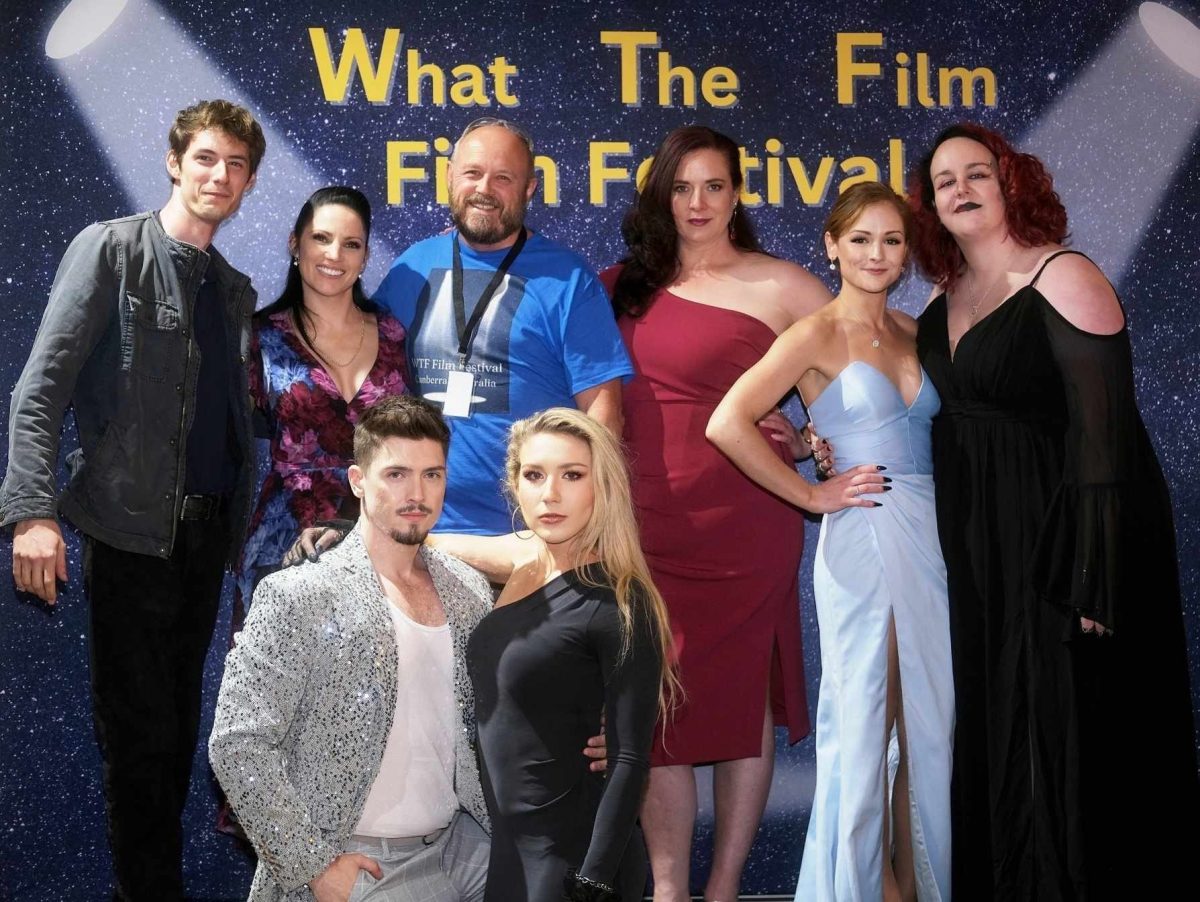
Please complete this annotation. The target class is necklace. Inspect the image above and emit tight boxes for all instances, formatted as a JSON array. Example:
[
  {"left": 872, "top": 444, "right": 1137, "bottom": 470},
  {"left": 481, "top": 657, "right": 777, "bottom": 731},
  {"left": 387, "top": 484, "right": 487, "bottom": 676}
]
[
  {"left": 312, "top": 309, "right": 367, "bottom": 368},
  {"left": 963, "top": 252, "right": 1015, "bottom": 321},
  {"left": 847, "top": 313, "right": 885, "bottom": 349}
]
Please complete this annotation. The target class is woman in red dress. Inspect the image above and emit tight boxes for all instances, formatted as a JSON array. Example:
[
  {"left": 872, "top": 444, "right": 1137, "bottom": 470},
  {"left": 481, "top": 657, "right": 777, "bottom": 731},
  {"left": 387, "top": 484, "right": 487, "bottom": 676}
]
[{"left": 602, "top": 126, "right": 831, "bottom": 901}]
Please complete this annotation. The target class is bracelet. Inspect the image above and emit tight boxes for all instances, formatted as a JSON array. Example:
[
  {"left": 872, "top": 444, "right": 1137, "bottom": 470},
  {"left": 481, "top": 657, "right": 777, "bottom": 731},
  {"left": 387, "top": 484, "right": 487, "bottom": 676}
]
[{"left": 563, "top": 868, "right": 621, "bottom": 902}]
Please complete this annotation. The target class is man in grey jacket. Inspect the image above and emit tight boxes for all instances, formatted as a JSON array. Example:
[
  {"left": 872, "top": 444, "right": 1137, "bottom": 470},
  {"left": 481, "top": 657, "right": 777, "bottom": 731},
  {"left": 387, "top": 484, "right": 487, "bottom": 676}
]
[
  {"left": 1, "top": 99, "right": 265, "bottom": 900},
  {"left": 211, "top": 396, "right": 493, "bottom": 902}
]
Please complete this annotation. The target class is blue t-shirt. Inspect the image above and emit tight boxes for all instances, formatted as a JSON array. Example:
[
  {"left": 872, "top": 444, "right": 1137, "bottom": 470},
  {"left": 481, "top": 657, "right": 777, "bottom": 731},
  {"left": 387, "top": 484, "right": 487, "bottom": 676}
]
[{"left": 375, "top": 230, "right": 633, "bottom": 534}]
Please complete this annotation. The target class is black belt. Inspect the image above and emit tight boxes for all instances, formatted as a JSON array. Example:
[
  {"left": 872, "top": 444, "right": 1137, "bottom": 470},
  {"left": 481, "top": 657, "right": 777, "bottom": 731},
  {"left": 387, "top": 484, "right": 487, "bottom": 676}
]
[{"left": 179, "top": 493, "right": 226, "bottom": 521}]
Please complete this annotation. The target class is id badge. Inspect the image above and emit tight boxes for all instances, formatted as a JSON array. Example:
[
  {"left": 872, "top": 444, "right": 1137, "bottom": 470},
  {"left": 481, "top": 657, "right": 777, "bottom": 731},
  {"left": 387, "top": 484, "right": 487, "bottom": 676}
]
[{"left": 443, "top": 369, "right": 476, "bottom": 418}]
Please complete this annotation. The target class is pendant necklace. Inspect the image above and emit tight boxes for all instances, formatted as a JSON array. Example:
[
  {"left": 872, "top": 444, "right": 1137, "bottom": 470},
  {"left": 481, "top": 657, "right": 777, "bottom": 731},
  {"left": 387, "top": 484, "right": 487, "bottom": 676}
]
[
  {"left": 313, "top": 309, "right": 367, "bottom": 368},
  {"left": 964, "top": 250, "right": 1016, "bottom": 321},
  {"left": 848, "top": 314, "right": 884, "bottom": 349}
]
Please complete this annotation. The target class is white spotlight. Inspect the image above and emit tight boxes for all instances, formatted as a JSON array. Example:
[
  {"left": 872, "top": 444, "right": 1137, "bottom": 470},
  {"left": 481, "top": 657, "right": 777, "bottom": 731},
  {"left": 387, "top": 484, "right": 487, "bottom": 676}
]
[
  {"left": 1140, "top": 2, "right": 1200, "bottom": 80},
  {"left": 46, "top": 0, "right": 130, "bottom": 60},
  {"left": 1023, "top": 2, "right": 1200, "bottom": 285},
  {"left": 43, "top": 0, "right": 397, "bottom": 300}
]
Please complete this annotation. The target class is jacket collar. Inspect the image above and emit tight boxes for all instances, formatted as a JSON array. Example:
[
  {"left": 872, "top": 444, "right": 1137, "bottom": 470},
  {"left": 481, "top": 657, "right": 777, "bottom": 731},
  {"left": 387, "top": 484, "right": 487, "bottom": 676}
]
[
  {"left": 149, "top": 210, "right": 248, "bottom": 295},
  {"left": 325, "top": 522, "right": 461, "bottom": 596}
]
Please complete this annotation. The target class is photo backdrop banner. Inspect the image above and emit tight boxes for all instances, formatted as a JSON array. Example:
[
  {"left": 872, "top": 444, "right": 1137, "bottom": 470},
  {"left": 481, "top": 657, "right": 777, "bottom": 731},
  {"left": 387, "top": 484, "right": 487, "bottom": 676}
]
[{"left": 2, "top": 1, "right": 1198, "bottom": 897}]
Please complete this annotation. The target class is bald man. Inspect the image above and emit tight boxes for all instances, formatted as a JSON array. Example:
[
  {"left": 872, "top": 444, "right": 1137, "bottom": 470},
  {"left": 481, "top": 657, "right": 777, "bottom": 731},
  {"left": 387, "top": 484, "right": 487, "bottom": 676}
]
[{"left": 374, "top": 119, "right": 632, "bottom": 536}]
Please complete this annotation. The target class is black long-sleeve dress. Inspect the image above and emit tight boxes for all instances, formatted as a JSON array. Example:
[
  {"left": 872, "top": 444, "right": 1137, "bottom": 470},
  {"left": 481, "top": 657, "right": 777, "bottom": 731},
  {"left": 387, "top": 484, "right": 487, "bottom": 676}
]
[
  {"left": 467, "top": 566, "right": 661, "bottom": 902},
  {"left": 917, "top": 250, "right": 1199, "bottom": 900}
]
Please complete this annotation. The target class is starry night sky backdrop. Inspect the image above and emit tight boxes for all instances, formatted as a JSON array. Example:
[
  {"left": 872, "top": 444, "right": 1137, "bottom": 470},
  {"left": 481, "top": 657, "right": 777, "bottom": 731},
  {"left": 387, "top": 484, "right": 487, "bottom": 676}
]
[{"left": 1, "top": 0, "right": 1197, "bottom": 898}]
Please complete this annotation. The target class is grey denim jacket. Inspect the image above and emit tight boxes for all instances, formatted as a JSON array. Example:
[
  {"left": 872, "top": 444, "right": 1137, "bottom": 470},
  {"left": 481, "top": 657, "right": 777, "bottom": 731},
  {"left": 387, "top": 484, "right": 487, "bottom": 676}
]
[
  {"left": 209, "top": 526, "right": 492, "bottom": 900},
  {"left": 0, "top": 211, "right": 256, "bottom": 559}
]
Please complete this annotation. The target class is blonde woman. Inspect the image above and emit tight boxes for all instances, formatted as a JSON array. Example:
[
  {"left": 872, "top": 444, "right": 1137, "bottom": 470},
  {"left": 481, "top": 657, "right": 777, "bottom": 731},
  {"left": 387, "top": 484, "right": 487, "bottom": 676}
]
[{"left": 432, "top": 408, "right": 677, "bottom": 902}]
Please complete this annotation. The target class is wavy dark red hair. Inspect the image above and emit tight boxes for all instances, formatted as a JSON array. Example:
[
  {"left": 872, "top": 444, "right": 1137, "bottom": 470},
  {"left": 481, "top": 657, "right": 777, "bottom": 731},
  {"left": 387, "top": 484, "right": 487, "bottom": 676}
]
[{"left": 907, "top": 123, "right": 1068, "bottom": 290}]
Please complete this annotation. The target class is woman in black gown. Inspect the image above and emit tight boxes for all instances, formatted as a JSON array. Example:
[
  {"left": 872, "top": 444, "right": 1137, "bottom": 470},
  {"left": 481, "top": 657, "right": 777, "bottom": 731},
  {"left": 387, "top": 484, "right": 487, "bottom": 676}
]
[
  {"left": 432, "top": 407, "right": 677, "bottom": 902},
  {"left": 902, "top": 122, "right": 1198, "bottom": 899}
]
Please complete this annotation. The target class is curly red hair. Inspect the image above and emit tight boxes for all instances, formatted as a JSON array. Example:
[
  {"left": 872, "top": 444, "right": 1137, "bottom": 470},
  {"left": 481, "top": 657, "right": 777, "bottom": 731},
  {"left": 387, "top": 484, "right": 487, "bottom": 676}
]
[{"left": 907, "top": 123, "right": 1068, "bottom": 291}]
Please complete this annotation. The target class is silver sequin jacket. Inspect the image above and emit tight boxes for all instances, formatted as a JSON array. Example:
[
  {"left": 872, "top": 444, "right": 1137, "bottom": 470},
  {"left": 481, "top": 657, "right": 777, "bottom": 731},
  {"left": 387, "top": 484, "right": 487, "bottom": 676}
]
[{"left": 209, "top": 525, "right": 492, "bottom": 900}]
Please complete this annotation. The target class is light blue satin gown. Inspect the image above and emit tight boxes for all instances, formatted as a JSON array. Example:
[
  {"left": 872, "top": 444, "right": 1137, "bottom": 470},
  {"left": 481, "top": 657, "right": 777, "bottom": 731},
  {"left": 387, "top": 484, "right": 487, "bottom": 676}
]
[{"left": 795, "top": 361, "right": 954, "bottom": 901}]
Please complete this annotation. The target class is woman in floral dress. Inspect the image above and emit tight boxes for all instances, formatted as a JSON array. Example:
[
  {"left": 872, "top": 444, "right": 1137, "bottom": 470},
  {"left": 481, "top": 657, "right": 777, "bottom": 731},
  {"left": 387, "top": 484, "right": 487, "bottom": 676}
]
[{"left": 234, "top": 186, "right": 409, "bottom": 628}]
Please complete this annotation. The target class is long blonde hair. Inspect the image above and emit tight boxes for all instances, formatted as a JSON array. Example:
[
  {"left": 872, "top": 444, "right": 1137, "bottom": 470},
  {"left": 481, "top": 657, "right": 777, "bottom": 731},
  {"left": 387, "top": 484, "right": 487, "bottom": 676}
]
[{"left": 505, "top": 408, "right": 681, "bottom": 717}]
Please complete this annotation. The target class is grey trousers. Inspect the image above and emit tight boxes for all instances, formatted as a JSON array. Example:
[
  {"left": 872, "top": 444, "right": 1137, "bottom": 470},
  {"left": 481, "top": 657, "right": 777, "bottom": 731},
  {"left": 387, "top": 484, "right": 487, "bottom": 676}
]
[{"left": 346, "top": 811, "right": 489, "bottom": 902}]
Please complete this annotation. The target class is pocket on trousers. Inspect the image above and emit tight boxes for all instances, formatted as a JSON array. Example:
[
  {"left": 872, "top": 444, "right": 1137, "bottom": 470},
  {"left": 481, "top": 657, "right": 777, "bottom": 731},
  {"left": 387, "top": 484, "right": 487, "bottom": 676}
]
[
  {"left": 442, "top": 813, "right": 490, "bottom": 901},
  {"left": 346, "top": 865, "right": 373, "bottom": 902}
]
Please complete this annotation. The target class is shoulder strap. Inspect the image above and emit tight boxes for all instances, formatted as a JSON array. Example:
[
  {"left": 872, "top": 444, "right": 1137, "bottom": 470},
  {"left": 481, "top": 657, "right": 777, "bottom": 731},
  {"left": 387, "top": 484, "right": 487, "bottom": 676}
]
[{"left": 1030, "top": 249, "right": 1093, "bottom": 288}]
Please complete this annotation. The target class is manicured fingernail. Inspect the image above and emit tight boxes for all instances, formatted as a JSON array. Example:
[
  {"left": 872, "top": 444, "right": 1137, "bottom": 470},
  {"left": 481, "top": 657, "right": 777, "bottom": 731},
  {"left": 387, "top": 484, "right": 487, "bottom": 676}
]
[
  {"left": 882, "top": 477, "right": 893, "bottom": 483},
  {"left": 872, "top": 501, "right": 884, "bottom": 507},
  {"left": 883, "top": 486, "right": 893, "bottom": 491},
  {"left": 876, "top": 465, "right": 887, "bottom": 471}
]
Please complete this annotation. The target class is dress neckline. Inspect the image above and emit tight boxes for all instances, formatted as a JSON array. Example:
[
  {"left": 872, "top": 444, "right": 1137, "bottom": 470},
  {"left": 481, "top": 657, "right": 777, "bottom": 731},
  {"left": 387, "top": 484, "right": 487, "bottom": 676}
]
[
  {"left": 660, "top": 288, "right": 782, "bottom": 338},
  {"left": 944, "top": 285, "right": 1030, "bottom": 363},
  {"left": 806, "top": 359, "right": 927, "bottom": 412},
  {"left": 272, "top": 308, "right": 383, "bottom": 404},
  {"left": 942, "top": 249, "right": 1100, "bottom": 363},
  {"left": 490, "top": 565, "right": 607, "bottom": 614}
]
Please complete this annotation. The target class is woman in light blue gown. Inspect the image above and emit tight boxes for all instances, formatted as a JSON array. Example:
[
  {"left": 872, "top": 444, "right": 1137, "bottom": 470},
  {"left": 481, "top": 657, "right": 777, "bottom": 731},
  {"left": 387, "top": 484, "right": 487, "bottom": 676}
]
[{"left": 708, "top": 182, "right": 954, "bottom": 901}]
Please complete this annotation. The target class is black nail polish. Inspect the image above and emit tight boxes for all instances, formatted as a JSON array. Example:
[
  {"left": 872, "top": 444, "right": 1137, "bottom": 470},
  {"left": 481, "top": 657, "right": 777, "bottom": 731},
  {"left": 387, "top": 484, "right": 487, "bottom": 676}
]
[
  {"left": 876, "top": 465, "right": 888, "bottom": 471},
  {"left": 882, "top": 485, "right": 893, "bottom": 491},
  {"left": 873, "top": 501, "right": 884, "bottom": 507},
  {"left": 882, "top": 476, "right": 893, "bottom": 484}
]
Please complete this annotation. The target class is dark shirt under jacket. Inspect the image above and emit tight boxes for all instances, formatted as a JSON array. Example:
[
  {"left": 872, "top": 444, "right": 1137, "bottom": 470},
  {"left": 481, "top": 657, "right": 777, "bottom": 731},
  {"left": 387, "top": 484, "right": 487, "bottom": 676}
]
[{"left": 185, "top": 273, "right": 239, "bottom": 495}]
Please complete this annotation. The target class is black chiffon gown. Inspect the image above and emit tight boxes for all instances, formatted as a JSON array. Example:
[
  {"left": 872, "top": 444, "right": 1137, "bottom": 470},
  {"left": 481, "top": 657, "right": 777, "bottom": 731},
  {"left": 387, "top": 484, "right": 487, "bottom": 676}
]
[
  {"left": 917, "top": 251, "right": 1199, "bottom": 900},
  {"left": 467, "top": 566, "right": 660, "bottom": 902}
]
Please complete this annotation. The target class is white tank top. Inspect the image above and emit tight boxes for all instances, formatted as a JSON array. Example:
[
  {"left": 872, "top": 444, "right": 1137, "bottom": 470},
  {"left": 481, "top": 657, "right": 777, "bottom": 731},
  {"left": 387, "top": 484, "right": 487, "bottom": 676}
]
[{"left": 354, "top": 602, "right": 457, "bottom": 837}]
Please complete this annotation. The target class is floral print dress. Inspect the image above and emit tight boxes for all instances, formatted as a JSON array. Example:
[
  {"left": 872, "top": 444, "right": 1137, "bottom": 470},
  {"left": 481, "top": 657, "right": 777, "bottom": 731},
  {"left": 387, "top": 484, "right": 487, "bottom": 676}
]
[{"left": 234, "top": 307, "right": 409, "bottom": 624}]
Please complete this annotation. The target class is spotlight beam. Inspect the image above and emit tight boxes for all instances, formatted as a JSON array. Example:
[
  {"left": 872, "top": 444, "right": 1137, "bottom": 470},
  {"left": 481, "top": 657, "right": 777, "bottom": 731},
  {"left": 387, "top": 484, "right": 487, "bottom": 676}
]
[
  {"left": 1022, "top": 2, "right": 1200, "bottom": 288},
  {"left": 46, "top": 0, "right": 397, "bottom": 299}
]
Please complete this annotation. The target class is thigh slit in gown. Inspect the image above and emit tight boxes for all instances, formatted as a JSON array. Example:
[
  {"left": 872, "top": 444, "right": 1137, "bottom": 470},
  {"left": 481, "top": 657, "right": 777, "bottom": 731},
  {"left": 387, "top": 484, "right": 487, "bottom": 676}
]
[{"left": 796, "top": 361, "right": 954, "bottom": 902}]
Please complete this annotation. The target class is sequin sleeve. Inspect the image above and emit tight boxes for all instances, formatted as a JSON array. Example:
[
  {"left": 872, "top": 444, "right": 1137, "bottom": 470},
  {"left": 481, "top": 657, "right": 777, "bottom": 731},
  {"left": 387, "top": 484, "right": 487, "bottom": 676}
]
[{"left": 209, "top": 576, "right": 340, "bottom": 892}]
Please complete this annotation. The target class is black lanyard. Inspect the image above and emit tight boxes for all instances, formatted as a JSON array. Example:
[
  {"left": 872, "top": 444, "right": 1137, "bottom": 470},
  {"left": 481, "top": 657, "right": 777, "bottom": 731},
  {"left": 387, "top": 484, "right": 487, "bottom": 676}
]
[{"left": 451, "top": 229, "right": 527, "bottom": 366}]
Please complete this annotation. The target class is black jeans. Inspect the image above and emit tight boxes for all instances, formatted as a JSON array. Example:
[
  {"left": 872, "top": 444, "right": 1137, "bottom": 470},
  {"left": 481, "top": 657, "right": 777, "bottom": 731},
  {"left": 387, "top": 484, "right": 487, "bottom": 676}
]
[{"left": 85, "top": 518, "right": 229, "bottom": 901}]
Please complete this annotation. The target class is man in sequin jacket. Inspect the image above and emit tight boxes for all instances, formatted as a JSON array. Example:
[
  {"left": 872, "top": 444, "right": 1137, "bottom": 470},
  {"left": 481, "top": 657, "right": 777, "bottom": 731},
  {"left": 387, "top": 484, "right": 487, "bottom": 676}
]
[{"left": 210, "top": 397, "right": 492, "bottom": 902}]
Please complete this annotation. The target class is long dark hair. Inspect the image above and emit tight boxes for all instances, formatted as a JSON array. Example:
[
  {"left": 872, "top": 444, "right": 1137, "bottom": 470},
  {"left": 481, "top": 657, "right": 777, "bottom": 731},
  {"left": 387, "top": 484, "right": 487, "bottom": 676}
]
[
  {"left": 258, "top": 186, "right": 375, "bottom": 362},
  {"left": 610, "top": 126, "right": 761, "bottom": 318}
]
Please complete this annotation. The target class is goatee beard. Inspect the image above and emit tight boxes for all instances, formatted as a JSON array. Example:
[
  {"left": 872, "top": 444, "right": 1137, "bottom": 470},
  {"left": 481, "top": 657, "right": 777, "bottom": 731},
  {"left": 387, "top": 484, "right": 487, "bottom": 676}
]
[
  {"left": 388, "top": 524, "right": 430, "bottom": 546},
  {"left": 451, "top": 193, "right": 526, "bottom": 246}
]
